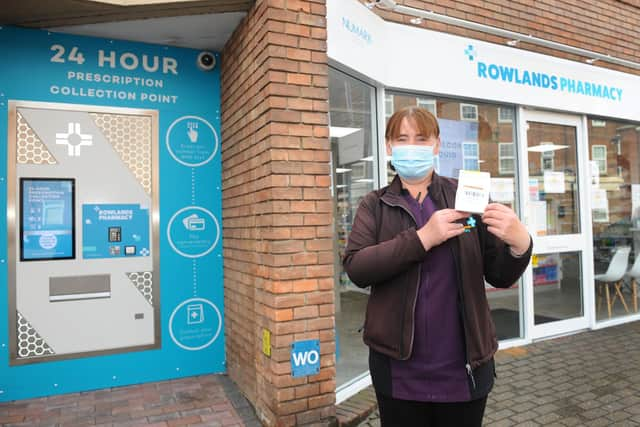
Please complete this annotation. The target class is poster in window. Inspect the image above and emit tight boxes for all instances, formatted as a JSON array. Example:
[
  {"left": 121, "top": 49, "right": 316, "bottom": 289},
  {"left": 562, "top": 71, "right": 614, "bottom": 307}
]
[
  {"left": 490, "top": 178, "right": 514, "bottom": 202},
  {"left": 20, "top": 178, "right": 75, "bottom": 261},
  {"left": 543, "top": 171, "right": 565, "bottom": 194},
  {"left": 591, "top": 188, "right": 610, "bottom": 223},
  {"left": 529, "top": 200, "right": 548, "bottom": 236},
  {"left": 437, "top": 119, "right": 478, "bottom": 179}
]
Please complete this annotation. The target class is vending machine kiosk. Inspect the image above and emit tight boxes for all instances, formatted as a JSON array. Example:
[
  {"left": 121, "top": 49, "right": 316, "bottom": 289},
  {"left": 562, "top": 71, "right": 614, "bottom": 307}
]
[{"left": 9, "top": 102, "right": 159, "bottom": 363}]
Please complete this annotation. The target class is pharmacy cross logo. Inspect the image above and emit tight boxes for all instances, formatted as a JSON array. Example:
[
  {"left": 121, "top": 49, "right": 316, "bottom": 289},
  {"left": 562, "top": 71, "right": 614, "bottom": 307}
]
[
  {"left": 55, "top": 122, "right": 93, "bottom": 156},
  {"left": 465, "top": 44, "right": 477, "bottom": 61},
  {"left": 464, "top": 216, "right": 477, "bottom": 233}
]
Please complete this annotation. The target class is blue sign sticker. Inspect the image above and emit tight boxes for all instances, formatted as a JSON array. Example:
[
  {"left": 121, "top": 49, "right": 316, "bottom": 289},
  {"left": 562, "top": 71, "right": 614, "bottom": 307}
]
[
  {"left": 21, "top": 179, "right": 75, "bottom": 261},
  {"left": 167, "top": 206, "right": 220, "bottom": 258},
  {"left": 291, "top": 339, "right": 320, "bottom": 377},
  {"left": 82, "top": 204, "right": 150, "bottom": 258},
  {"left": 166, "top": 116, "right": 219, "bottom": 167}
]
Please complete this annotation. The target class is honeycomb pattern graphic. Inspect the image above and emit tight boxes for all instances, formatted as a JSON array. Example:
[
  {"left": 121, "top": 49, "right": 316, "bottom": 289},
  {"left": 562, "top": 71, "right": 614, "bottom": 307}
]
[
  {"left": 16, "top": 112, "right": 58, "bottom": 165},
  {"left": 127, "top": 271, "right": 154, "bottom": 306},
  {"left": 17, "top": 311, "right": 55, "bottom": 359},
  {"left": 90, "top": 113, "right": 152, "bottom": 195}
]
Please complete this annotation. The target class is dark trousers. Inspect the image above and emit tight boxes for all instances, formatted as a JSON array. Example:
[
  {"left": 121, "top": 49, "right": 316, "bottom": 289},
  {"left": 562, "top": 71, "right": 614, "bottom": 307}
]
[{"left": 376, "top": 392, "right": 488, "bottom": 427}]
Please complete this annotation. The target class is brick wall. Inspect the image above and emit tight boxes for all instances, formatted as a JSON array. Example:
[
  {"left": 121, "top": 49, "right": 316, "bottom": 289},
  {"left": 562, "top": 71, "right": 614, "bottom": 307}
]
[
  {"left": 362, "top": 0, "right": 640, "bottom": 75},
  {"left": 221, "top": 0, "right": 335, "bottom": 426}
]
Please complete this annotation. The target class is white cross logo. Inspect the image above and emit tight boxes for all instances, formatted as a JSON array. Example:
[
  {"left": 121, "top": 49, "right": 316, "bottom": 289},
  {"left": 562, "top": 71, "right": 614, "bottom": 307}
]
[{"left": 56, "top": 122, "right": 93, "bottom": 156}]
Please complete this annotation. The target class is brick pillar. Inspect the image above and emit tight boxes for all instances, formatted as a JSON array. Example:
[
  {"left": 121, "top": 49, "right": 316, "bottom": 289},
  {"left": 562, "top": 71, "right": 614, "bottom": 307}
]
[{"left": 221, "top": 1, "right": 335, "bottom": 425}]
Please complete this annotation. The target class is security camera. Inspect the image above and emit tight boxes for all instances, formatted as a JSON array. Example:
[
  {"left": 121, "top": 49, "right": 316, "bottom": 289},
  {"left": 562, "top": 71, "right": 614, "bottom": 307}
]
[
  {"left": 197, "top": 51, "right": 216, "bottom": 71},
  {"left": 375, "top": 0, "right": 397, "bottom": 9}
]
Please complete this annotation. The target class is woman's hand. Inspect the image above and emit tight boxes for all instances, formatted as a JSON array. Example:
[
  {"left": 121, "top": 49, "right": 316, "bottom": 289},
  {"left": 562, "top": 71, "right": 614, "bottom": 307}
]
[
  {"left": 482, "top": 203, "right": 530, "bottom": 255},
  {"left": 417, "top": 209, "right": 469, "bottom": 251}
]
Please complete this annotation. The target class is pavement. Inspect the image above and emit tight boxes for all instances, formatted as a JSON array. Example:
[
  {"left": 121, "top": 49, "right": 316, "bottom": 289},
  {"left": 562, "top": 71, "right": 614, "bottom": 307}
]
[
  {"left": 0, "top": 374, "right": 261, "bottom": 427},
  {"left": 356, "top": 320, "right": 640, "bottom": 427},
  {"left": 2, "top": 320, "right": 640, "bottom": 426}
]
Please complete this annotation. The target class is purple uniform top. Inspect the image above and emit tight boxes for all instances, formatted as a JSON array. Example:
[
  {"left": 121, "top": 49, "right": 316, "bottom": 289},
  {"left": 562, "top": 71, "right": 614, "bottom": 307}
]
[{"left": 388, "top": 192, "right": 471, "bottom": 402}]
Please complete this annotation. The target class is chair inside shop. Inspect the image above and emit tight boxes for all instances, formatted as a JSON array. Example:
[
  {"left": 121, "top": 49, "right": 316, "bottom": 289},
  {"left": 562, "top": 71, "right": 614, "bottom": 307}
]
[
  {"left": 595, "top": 246, "right": 631, "bottom": 318},
  {"left": 624, "top": 253, "right": 640, "bottom": 313}
]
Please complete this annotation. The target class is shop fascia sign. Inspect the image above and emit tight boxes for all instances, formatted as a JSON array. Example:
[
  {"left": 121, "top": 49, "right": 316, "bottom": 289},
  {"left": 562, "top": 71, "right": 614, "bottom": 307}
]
[
  {"left": 328, "top": 0, "right": 640, "bottom": 121},
  {"left": 470, "top": 46, "right": 623, "bottom": 102}
]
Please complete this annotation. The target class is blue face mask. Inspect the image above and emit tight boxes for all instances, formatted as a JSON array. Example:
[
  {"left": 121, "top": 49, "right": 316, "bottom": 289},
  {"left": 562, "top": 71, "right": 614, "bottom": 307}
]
[{"left": 390, "top": 144, "right": 436, "bottom": 181}]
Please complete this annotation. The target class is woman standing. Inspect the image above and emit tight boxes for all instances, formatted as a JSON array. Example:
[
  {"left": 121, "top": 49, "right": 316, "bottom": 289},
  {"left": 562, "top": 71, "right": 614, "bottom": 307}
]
[{"left": 343, "top": 107, "right": 532, "bottom": 426}]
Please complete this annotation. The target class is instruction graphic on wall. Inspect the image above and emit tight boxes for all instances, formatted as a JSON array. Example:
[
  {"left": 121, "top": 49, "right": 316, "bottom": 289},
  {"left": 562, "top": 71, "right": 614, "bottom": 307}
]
[
  {"left": 167, "top": 206, "right": 220, "bottom": 258},
  {"left": 166, "top": 116, "right": 219, "bottom": 167},
  {"left": 169, "top": 297, "right": 222, "bottom": 351},
  {"left": 0, "top": 25, "right": 223, "bottom": 403}
]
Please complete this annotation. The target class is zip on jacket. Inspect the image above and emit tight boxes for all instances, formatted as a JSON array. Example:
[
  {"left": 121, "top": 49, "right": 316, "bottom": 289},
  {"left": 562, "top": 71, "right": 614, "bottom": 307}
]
[{"left": 379, "top": 196, "right": 421, "bottom": 361}]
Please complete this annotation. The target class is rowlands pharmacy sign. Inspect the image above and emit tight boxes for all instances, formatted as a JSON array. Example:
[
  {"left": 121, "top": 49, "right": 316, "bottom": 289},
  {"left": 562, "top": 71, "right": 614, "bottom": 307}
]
[{"left": 469, "top": 44, "right": 624, "bottom": 102}]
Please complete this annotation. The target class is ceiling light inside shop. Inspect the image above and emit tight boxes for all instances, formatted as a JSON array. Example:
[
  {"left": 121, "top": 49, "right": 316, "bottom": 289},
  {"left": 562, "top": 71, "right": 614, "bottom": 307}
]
[
  {"left": 360, "top": 156, "right": 374, "bottom": 162},
  {"left": 336, "top": 168, "right": 352, "bottom": 173},
  {"left": 330, "top": 127, "right": 361, "bottom": 138},
  {"left": 86, "top": 0, "right": 200, "bottom": 5},
  {"left": 527, "top": 142, "right": 569, "bottom": 153},
  {"left": 355, "top": 179, "right": 374, "bottom": 183}
]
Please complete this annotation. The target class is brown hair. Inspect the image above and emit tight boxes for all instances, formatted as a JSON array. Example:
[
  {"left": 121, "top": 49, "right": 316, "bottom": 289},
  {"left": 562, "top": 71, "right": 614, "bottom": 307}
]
[{"left": 385, "top": 106, "right": 440, "bottom": 141}]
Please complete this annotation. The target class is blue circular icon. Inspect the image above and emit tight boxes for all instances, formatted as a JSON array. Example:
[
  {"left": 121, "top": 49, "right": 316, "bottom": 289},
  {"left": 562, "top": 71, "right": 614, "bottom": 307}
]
[
  {"left": 166, "top": 116, "right": 219, "bottom": 167},
  {"left": 167, "top": 206, "right": 220, "bottom": 258},
  {"left": 169, "top": 298, "right": 222, "bottom": 351}
]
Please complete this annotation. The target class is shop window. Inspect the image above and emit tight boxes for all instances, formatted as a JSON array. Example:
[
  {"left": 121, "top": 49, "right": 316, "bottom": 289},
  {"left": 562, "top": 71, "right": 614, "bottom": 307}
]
[
  {"left": 417, "top": 97, "right": 436, "bottom": 116},
  {"left": 329, "top": 68, "right": 378, "bottom": 389},
  {"left": 527, "top": 123, "right": 579, "bottom": 236},
  {"left": 460, "top": 103, "right": 478, "bottom": 121},
  {"left": 386, "top": 93, "right": 522, "bottom": 341},
  {"left": 588, "top": 117, "right": 640, "bottom": 322},
  {"left": 499, "top": 143, "right": 515, "bottom": 174},
  {"left": 591, "top": 145, "right": 607, "bottom": 175}
]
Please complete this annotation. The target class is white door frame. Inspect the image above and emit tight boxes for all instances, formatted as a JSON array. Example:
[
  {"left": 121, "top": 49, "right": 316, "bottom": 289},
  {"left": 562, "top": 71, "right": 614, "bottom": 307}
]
[{"left": 517, "top": 108, "right": 593, "bottom": 340}]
